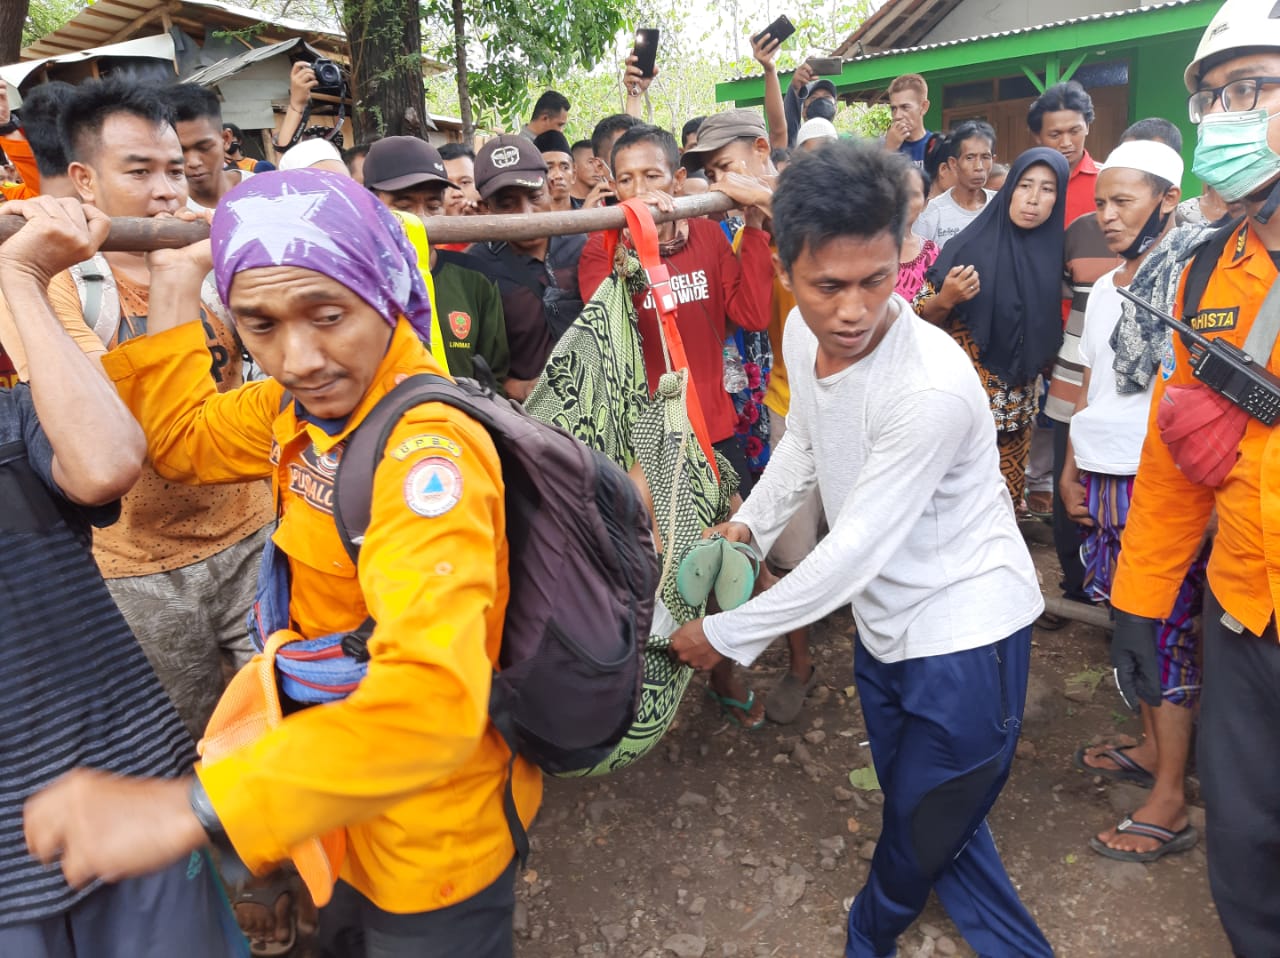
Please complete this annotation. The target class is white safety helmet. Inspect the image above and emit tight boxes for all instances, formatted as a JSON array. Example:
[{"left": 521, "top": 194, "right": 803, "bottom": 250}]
[{"left": 1185, "top": 0, "right": 1280, "bottom": 92}]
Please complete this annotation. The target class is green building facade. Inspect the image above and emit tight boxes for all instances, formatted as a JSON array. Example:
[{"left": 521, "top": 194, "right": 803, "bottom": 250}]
[{"left": 716, "top": 0, "right": 1220, "bottom": 193}]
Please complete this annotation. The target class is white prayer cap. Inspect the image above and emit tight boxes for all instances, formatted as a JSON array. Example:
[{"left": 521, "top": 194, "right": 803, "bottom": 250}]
[
  {"left": 278, "top": 137, "right": 346, "bottom": 172},
  {"left": 796, "top": 118, "right": 838, "bottom": 150},
  {"left": 1100, "top": 140, "right": 1184, "bottom": 188}
]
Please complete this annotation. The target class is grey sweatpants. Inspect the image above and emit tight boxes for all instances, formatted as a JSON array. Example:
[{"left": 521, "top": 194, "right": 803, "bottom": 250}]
[
  {"left": 107, "top": 524, "right": 270, "bottom": 738},
  {"left": 0, "top": 851, "right": 247, "bottom": 958}
]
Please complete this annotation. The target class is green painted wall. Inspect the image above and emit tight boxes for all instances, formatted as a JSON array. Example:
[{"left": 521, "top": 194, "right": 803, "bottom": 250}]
[{"left": 1129, "top": 34, "right": 1202, "bottom": 194}]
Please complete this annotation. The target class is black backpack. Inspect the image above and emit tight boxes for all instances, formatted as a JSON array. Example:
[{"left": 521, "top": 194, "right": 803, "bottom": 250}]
[{"left": 332, "top": 372, "right": 657, "bottom": 860}]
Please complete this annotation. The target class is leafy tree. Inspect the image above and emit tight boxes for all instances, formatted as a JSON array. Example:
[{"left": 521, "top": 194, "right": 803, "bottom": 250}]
[
  {"left": 419, "top": 0, "right": 628, "bottom": 136},
  {"left": 340, "top": 0, "right": 429, "bottom": 139}
]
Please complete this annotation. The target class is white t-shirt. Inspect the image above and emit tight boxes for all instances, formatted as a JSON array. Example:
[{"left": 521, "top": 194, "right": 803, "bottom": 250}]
[
  {"left": 913, "top": 188, "right": 996, "bottom": 250},
  {"left": 701, "top": 295, "right": 1043, "bottom": 665},
  {"left": 186, "top": 169, "right": 253, "bottom": 214},
  {"left": 1071, "top": 268, "right": 1153, "bottom": 475}
]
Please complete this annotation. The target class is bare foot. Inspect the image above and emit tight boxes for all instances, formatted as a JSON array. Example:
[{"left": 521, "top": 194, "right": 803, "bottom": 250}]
[{"left": 1096, "top": 794, "right": 1189, "bottom": 854}]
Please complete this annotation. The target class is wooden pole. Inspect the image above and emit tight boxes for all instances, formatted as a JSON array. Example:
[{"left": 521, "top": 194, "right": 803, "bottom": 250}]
[
  {"left": 0, "top": 193, "right": 739, "bottom": 251},
  {"left": 1041, "top": 594, "right": 1114, "bottom": 631}
]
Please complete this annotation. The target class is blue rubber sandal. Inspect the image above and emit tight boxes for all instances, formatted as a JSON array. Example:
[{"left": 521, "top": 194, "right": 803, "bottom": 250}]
[{"left": 1089, "top": 817, "right": 1199, "bottom": 863}]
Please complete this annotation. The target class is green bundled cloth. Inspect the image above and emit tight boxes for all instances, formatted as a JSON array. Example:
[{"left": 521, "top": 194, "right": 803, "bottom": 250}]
[{"left": 525, "top": 249, "right": 736, "bottom": 775}]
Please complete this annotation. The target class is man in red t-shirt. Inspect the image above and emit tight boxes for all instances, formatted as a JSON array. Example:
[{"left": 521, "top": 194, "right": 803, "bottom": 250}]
[
  {"left": 578, "top": 122, "right": 773, "bottom": 489},
  {"left": 578, "top": 120, "right": 773, "bottom": 728}
]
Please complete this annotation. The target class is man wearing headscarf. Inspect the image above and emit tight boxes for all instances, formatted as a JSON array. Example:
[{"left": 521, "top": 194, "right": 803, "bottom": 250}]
[
  {"left": 22, "top": 170, "right": 542, "bottom": 957},
  {"left": 916, "top": 146, "right": 1070, "bottom": 507}
]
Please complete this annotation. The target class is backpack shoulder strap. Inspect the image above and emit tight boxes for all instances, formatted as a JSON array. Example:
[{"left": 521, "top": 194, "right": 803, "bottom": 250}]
[
  {"left": 70, "top": 254, "right": 121, "bottom": 347},
  {"left": 1182, "top": 216, "right": 1246, "bottom": 321},
  {"left": 332, "top": 373, "right": 486, "bottom": 562}
]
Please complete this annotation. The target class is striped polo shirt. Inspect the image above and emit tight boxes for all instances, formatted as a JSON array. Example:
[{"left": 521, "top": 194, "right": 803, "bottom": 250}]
[{"left": 1046, "top": 211, "right": 1121, "bottom": 423}]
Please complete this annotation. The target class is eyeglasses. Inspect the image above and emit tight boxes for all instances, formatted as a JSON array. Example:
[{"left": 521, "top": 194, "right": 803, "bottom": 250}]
[{"left": 1189, "top": 77, "right": 1280, "bottom": 123}]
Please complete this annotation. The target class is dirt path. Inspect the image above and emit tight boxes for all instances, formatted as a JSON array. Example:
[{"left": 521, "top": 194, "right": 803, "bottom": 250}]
[{"left": 514, "top": 535, "right": 1229, "bottom": 958}]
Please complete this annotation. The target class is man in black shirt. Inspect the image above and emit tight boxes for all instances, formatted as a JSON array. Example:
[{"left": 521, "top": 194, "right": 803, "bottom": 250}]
[{"left": 466, "top": 134, "right": 585, "bottom": 400}]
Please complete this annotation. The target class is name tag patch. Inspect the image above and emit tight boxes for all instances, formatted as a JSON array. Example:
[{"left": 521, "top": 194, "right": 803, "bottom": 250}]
[
  {"left": 391, "top": 434, "right": 462, "bottom": 460},
  {"left": 404, "top": 457, "right": 463, "bottom": 517},
  {"left": 1191, "top": 307, "right": 1239, "bottom": 333}
]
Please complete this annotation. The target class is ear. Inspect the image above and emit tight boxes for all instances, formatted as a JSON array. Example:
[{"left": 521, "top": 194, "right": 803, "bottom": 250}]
[
  {"left": 772, "top": 250, "right": 792, "bottom": 290},
  {"left": 222, "top": 128, "right": 235, "bottom": 152},
  {"left": 1160, "top": 186, "right": 1182, "bottom": 216},
  {"left": 673, "top": 165, "right": 687, "bottom": 191},
  {"left": 920, "top": 97, "right": 930, "bottom": 114},
  {"left": 67, "top": 161, "right": 96, "bottom": 204}
]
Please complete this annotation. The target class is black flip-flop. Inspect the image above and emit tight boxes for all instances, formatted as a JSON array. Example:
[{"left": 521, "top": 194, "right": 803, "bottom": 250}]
[
  {"left": 1073, "top": 743, "right": 1155, "bottom": 788},
  {"left": 1089, "top": 816, "right": 1199, "bottom": 863}
]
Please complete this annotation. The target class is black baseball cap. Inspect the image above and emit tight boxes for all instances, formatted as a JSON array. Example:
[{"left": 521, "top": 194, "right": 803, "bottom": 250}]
[
  {"left": 807, "top": 79, "right": 837, "bottom": 99},
  {"left": 474, "top": 135, "right": 548, "bottom": 200},
  {"left": 363, "top": 136, "right": 456, "bottom": 191}
]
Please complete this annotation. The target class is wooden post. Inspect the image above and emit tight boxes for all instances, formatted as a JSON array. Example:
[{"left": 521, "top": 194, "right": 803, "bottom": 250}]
[{"left": 0, "top": 193, "right": 739, "bottom": 250}]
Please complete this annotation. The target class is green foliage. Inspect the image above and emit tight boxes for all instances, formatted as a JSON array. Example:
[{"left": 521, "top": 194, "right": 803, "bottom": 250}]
[
  {"left": 419, "top": 0, "right": 628, "bottom": 129},
  {"left": 24, "top": 0, "right": 85, "bottom": 48},
  {"left": 425, "top": 0, "right": 883, "bottom": 140}
]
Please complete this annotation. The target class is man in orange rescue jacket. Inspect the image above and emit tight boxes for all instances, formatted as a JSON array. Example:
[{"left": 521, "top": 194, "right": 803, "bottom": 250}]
[{"left": 23, "top": 169, "right": 541, "bottom": 957}]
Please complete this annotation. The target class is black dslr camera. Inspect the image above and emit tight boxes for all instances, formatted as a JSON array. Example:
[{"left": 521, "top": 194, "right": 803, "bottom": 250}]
[
  {"left": 1118, "top": 287, "right": 1280, "bottom": 426},
  {"left": 311, "top": 58, "right": 345, "bottom": 94}
]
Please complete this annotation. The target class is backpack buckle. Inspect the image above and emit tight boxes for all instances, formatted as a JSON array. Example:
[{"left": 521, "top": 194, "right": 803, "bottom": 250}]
[{"left": 341, "top": 630, "right": 371, "bottom": 662}]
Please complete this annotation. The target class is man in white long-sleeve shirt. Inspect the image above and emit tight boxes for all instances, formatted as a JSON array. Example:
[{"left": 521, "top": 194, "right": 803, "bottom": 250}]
[{"left": 671, "top": 142, "right": 1052, "bottom": 958}]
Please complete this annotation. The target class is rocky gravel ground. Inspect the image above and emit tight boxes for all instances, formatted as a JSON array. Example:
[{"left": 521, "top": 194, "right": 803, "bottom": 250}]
[{"left": 514, "top": 533, "right": 1229, "bottom": 958}]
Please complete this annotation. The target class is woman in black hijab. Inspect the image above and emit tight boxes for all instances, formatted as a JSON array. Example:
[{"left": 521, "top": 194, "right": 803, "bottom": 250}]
[{"left": 914, "top": 146, "right": 1069, "bottom": 510}]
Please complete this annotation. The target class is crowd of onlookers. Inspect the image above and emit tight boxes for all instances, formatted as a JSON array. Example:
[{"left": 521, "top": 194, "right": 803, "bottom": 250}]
[{"left": 2, "top": 1, "right": 1280, "bottom": 953}]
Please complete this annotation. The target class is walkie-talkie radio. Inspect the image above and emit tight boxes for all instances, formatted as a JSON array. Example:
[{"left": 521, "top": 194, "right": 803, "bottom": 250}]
[{"left": 1118, "top": 287, "right": 1280, "bottom": 426}]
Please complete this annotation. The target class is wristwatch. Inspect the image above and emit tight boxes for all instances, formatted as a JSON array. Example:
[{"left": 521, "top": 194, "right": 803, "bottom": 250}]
[
  {"left": 0, "top": 114, "right": 20, "bottom": 136},
  {"left": 188, "top": 776, "right": 226, "bottom": 838}
]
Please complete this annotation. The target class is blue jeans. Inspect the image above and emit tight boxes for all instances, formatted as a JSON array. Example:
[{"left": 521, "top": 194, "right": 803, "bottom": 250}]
[{"left": 846, "top": 628, "right": 1052, "bottom": 958}]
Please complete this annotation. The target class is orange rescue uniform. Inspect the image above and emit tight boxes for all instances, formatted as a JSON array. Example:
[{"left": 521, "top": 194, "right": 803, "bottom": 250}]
[
  {"left": 1112, "top": 221, "right": 1280, "bottom": 635},
  {"left": 2, "top": 134, "right": 40, "bottom": 200},
  {"left": 102, "top": 318, "right": 542, "bottom": 913}
]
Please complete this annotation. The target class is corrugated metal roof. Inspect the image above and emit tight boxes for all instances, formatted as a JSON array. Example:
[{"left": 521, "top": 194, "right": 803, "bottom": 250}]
[
  {"left": 834, "top": 0, "right": 1201, "bottom": 61},
  {"left": 833, "top": 0, "right": 961, "bottom": 55},
  {"left": 726, "top": 0, "right": 1204, "bottom": 82},
  {"left": 19, "top": 0, "right": 448, "bottom": 74},
  {"left": 183, "top": 35, "right": 309, "bottom": 86}
]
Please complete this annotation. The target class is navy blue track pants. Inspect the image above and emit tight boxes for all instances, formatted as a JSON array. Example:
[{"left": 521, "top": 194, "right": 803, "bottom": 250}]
[{"left": 846, "top": 627, "right": 1052, "bottom": 958}]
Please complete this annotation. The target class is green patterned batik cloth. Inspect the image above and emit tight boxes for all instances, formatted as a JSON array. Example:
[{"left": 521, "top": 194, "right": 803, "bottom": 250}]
[{"left": 525, "top": 248, "right": 736, "bottom": 776}]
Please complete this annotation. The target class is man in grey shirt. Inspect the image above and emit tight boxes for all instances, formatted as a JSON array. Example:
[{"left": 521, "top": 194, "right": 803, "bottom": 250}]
[{"left": 672, "top": 142, "right": 1051, "bottom": 958}]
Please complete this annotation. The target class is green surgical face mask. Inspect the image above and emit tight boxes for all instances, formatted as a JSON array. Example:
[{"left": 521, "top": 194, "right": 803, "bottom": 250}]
[{"left": 1192, "top": 108, "right": 1280, "bottom": 202}]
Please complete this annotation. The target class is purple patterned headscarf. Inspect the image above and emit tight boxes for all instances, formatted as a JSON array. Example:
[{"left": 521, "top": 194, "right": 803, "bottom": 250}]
[{"left": 210, "top": 169, "right": 433, "bottom": 342}]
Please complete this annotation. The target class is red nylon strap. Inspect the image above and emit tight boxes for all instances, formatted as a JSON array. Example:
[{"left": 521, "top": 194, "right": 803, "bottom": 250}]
[{"left": 606, "top": 198, "right": 721, "bottom": 480}]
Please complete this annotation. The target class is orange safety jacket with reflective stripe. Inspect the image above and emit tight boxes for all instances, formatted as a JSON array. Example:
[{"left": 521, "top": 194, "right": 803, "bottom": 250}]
[
  {"left": 1112, "top": 220, "right": 1280, "bottom": 635},
  {"left": 102, "top": 318, "right": 542, "bottom": 912}
]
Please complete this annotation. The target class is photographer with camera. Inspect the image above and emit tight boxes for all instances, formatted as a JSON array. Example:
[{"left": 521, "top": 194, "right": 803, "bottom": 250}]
[{"left": 273, "top": 59, "right": 345, "bottom": 159}]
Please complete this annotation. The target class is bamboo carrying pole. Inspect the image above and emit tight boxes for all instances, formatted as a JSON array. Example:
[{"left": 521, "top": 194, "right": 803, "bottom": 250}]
[{"left": 0, "top": 193, "right": 740, "bottom": 250}]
